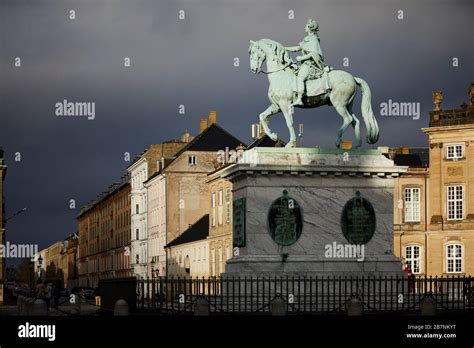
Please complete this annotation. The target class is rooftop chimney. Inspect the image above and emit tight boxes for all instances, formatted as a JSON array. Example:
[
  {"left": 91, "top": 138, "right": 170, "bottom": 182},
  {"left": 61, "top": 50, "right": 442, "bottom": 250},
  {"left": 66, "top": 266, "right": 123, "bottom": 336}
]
[
  {"left": 208, "top": 110, "right": 217, "bottom": 125},
  {"left": 199, "top": 118, "right": 208, "bottom": 133}
]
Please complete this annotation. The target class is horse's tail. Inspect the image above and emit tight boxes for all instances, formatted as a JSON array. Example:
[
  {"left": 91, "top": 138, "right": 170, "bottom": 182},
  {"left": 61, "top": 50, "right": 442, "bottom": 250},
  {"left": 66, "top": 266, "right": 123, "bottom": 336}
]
[{"left": 355, "top": 77, "right": 379, "bottom": 144}]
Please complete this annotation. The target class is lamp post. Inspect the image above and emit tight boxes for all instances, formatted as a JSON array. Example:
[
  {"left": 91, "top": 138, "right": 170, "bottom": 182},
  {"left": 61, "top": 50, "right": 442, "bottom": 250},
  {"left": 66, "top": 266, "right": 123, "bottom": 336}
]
[{"left": 5, "top": 207, "right": 27, "bottom": 224}]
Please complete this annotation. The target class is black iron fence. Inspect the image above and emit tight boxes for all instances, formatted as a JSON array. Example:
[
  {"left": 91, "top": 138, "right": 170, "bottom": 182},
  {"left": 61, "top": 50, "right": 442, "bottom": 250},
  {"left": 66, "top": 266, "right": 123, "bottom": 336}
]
[{"left": 136, "top": 275, "right": 474, "bottom": 314}]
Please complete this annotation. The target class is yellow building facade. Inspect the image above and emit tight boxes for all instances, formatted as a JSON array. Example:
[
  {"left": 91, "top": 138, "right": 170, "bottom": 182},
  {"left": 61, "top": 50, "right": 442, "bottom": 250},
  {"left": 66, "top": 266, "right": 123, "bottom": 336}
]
[
  {"left": 394, "top": 84, "right": 474, "bottom": 276},
  {"left": 206, "top": 175, "right": 233, "bottom": 277}
]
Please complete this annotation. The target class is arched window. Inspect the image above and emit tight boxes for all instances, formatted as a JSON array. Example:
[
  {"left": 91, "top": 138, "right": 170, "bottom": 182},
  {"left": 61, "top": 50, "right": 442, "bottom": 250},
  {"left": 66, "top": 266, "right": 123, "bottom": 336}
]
[
  {"left": 404, "top": 244, "right": 422, "bottom": 274},
  {"left": 446, "top": 243, "right": 463, "bottom": 274}
]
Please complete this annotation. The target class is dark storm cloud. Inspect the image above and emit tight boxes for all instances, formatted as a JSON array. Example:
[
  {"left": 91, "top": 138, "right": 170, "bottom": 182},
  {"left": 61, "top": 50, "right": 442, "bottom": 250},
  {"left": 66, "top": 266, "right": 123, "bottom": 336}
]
[{"left": 0, "top": 0, "right": 472, "bottom": 257}]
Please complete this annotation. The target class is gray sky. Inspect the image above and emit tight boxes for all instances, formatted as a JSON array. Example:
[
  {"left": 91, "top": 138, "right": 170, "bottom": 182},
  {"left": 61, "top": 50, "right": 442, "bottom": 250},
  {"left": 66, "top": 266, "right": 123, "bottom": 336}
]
[{"left": 0, "top": 0, "right": 472, "bottom": 260}]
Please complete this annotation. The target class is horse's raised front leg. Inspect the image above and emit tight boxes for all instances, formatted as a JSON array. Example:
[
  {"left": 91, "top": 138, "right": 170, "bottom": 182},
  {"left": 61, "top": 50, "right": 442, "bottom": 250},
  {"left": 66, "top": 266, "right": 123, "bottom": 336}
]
[
  {"left": 259, "top": 104, "right": 280, "bottom": 141},
  {"left": 282, "top": 104, "right": 297, "bottom": 148}
]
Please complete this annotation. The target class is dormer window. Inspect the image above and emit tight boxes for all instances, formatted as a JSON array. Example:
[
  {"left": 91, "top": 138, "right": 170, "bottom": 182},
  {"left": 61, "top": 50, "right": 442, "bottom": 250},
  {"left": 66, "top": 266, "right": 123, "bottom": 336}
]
[
  {"left": 446, "top": 144, "right": 463, "bottom": 160},
  {"left": 188, "top": 155, "right": 197, "bottom": 166}
]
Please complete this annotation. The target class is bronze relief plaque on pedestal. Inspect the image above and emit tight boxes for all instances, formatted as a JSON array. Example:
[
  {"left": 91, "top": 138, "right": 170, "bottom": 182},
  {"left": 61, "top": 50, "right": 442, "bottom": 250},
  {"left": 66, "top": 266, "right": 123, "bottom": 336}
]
[
  {"left": 268, "top": 190, "right": 303, "bottom": 246},
  {"left": 233, "top": 198, "right": 246, "bottom": 247},
  {"left": 341, "top": 191, "right": 376, "bottom": 244}
]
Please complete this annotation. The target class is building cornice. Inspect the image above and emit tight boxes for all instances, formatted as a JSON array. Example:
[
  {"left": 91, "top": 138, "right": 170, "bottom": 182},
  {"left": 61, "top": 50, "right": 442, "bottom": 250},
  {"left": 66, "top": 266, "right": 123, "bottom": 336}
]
[
  {"left": 127, "top": 156, "right": 147, "bottom": 173},
  {"left": 422, "top": 124, "right": 474, "bottom": 135}
]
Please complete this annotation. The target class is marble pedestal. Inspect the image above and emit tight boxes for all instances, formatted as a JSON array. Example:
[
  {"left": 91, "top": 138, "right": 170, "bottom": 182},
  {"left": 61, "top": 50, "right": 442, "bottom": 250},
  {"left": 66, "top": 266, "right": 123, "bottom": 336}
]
[{"left": 212, "top": 147, "right": 408, "bottom": 277}]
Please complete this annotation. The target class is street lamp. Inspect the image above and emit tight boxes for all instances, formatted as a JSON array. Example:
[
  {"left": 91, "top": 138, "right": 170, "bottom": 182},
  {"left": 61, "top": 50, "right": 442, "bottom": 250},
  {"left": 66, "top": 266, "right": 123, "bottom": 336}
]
[
  {"left": 37, "top": 255, "right": 43, "bottom": 280},
  {"left": 5, "top": 207, "right": 27, "bottom": 224}
]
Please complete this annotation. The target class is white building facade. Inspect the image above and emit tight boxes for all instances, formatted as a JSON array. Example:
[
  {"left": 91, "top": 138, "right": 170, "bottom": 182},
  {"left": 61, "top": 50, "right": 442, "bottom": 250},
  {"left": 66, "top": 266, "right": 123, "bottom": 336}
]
[
  {"left": 167, "top": 239, "right": 209, "bottom": 278},
  {"left": 128, "top": 158, "right": 149, "bottom": 279},
  {"left": 145, "top": 173, "right": 167, "bottom": 277}
]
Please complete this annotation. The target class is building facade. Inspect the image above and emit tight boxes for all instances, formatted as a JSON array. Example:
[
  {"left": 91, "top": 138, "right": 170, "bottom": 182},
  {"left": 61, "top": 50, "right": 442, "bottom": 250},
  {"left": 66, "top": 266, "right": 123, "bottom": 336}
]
[
  {"left": 165, "top": 215, "right": 210, "bottom": 277},
  {"left": 34, "top": 241, "right": 63, "bottom": 284},
  {"left": 128, "top": 158, "right": 149, "bottom": 279},
  {"left": 149, "top": 112, "right": 244, "bottom": 277},
  {"left": 394, "top": 84, "right": 474, "bottom": 276},
  {"left": 206, "top": 173, "right": 233, "bottom": 277},
  {"left": 145, "top": 169, "right": 168, "bottom": 277},
  {"left": 64, "top": 233, "right": 79, "bottom": 288},
  {"left": 128, "top": 141, "right": 188, "bottom": 278},
  {"left": 77, "top": 177, "right": 132, "bottom": 287}
]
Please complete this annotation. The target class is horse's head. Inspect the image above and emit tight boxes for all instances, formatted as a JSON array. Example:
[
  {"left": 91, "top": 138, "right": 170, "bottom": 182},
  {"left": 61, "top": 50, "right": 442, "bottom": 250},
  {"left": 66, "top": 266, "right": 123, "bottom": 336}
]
[
  {"left": 249, "top": 39, "right": 295, "bottom": 74},
  {"left": 249, "top": 40, "right": 265, "bottom": 74}
]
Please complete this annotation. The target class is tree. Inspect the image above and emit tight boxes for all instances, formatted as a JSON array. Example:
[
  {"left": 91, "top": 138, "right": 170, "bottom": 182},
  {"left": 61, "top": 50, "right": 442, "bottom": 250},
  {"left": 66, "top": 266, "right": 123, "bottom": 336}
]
[{"left": 16, "top": 258, "right": 34, "bottom": 288}]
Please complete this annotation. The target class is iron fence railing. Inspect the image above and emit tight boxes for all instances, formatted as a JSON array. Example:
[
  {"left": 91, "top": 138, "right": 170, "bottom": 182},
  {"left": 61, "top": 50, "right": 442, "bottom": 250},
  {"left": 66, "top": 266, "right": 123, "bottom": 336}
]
[{"left": 136, "top": 275, "right": 474, "bottom": 314}]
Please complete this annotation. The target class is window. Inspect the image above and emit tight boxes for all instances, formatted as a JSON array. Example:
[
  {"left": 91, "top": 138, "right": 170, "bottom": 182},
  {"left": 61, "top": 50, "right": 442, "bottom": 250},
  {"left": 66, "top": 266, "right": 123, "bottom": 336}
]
[
  {"left": 404, "top": 188, "right": 420, "bottom": 222},
  {"left": 218, "top": 190, "right": 223, "bottom": 225},
  {"left": 405, "top": 245, "right": 421, "bottom": 274},
  {"left": 212, "top": 192, "right": 216, "bottom": 226},
  {"left": 447, "top": 185, "right": 463, "bottom": 220},
  {"left": 135, "top": 254, "right": 139, "bottom": 264},
  {"left": 136, "top": 204, "right": 139, "bottom": 214},
  {"left": 446, "top": 244, "right": 462, "bottom": 273},
  {"left": 446, "top": 144, "right": 463, "bottom": 160},
  {"left": 225, "top": 189, "right": 231, "bottom": 224},
  {"left": 136, "top": 229, "right": 139, "bottom": 240},
  {"left": 188, "top": 155, "right": 197, "bottom": 166},
  {"left": 184, "top": 255, "right": 190, "bottom": 274}
]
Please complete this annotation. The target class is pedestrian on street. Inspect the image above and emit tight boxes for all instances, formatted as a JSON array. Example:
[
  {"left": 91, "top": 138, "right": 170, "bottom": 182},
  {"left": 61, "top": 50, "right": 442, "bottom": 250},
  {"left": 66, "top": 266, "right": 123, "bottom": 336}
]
[{"left": 35, "top": 279, "right": 45, "bottom": 300}]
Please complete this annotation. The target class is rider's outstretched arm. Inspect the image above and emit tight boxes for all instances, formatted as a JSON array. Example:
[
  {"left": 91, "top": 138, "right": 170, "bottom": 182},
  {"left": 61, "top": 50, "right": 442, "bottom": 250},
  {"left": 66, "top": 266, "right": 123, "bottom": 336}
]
[{"left": 285, "top": 46, "right": 301, "bottom": 52}]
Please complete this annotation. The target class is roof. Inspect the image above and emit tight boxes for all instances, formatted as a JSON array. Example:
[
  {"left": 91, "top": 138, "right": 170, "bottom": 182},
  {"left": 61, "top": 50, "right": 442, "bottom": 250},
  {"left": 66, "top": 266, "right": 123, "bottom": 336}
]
[
  {"left": 145, "top": 123, "right": 246, "bottom": 183},
  {"left": 393, "top": 154, "right": 423, "bottom": 167},
  {"left": 247, "top": 134, "right": 286, "bottom": 149},
  {"left": 127, "top": 141, "right": 187, "bottom": 170},
  {"left": 173, "top": 123, "right": 246, "bottom": 158},
  {"left": 165, "top": 214, "right": 209, "bottom": 248},
  {"left": 144, "top": 157, "right": 176, "bottom": 184},
  {"left": 77, "top": 178, "right": 130, "bottom": 218},
  {"left": 407, "top": 148, "right": 429, "bottom": 167}
]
